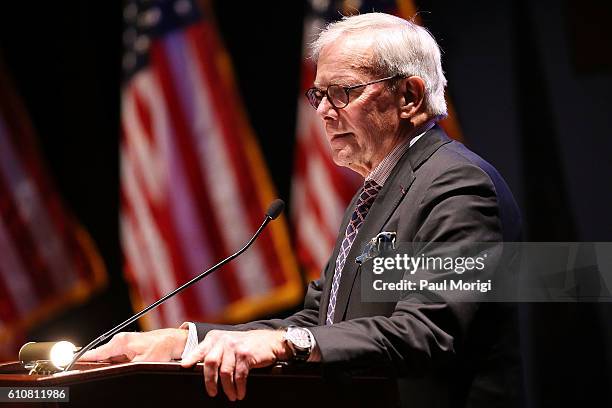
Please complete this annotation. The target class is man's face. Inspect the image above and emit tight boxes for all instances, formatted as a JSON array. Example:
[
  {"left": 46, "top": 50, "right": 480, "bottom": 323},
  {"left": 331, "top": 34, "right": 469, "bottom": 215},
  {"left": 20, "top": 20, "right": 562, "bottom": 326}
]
[{"left": 314, "top": 37, "right": 402, "bottom": 176}]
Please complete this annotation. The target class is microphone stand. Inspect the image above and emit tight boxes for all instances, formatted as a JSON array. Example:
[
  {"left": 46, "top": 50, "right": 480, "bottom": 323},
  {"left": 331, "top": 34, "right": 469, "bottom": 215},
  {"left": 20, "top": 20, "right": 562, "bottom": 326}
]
[{"left": 64, "top": 212, "right": 276, "bottom": 371}]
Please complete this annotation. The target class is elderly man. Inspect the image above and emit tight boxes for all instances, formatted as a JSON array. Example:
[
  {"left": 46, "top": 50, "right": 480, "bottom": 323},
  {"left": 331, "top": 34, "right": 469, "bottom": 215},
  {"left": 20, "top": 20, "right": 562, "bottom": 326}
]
[{"left": 83, "top": 13, "right": 523, "bottom": 407}]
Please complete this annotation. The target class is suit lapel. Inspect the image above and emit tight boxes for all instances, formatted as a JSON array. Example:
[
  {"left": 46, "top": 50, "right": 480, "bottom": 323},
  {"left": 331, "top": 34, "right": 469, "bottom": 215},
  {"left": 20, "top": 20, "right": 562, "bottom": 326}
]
[
  {"left": 331, "top": 158, "right": 414, "bottom": 323},
  {"left": 330, "top": 125, "right": 452, "bottom": 323}
]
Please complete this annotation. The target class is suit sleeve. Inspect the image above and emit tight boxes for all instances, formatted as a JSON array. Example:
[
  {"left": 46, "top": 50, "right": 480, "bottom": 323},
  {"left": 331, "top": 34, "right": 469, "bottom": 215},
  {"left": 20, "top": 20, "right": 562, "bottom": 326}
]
[
  {"left": 194, "top": 270, "right": 325, "bottom": 342},
  {"left": 307, "top": 164, "right": 503, "bottom": 373}
]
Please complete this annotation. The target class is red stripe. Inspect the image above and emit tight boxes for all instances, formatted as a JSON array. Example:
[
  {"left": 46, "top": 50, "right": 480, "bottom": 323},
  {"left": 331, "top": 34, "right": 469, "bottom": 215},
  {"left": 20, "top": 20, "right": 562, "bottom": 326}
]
[
  {"left": 0, "top": 170, "right": 53, "bottom": 299},
  {"left": 120, "top": 185, "right": 174, "bottom": 326},
  {"left": 121, "top": 110, "right": 202, "bottom": 320},
  {"left": 150, "top": 277, "right": 165, "bottom": 325},
  {"left": 133, "top": 90, "right": 155, "bottom": 144},
  {"left": 186, "top": 24, "right": 274, "bottom": 278},
  {"left": 300, "top": 62, "right": 316, "bottom": 93},
  {"left": 0, "top": 279, "right": 18, "bottom": 324},
  {"left": 296, "top": 241, "right": 316, "bottom": 280},
  {"left": 297, "top": 192, "right": 335, "bottom": 273},
  {"left": 0, "top": 93, "right": 92, "bottom": 284},
  {"left": 292, "top": 179, "right": 335, "bottom": 277},
  {"left": 127, "top": 86, "right": 202, "bottom": 316},
  {"left": 302, "top": 177, "right": 337, "bottom": 247},
  {"left": 293, "top": 169, "right": 336, "bottom": 272},
  {"left": 120, "top": 190, "right": 156, "bottom": 300},
  {"left": 293, "top": 141, "right": 338, "bottom": 245},
  {"left": 121, "top": 253, "right": 137, "bottom": 286},
  {"left": 187, "top": 24, "right": 286, "bottom": 287},
  {"left": 149, "top": 42, "right": 243, "bottom": 303}
]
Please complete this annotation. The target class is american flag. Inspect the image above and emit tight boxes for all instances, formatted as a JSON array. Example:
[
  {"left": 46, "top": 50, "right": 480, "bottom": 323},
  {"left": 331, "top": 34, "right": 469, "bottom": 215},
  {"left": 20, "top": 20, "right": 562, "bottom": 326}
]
[
  {"left": 292, "top": 0, "right": 463, "bottom": 281},
  {"left": 0, "top": 63, "right": 107, "bottom": 359},
  {"left": 120, "top": 0, "right": 302, "bottom": 329}
]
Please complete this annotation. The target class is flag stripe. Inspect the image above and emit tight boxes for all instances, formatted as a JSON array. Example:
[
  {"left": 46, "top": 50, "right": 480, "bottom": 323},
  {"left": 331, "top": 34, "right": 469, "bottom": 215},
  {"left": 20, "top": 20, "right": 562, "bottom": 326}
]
[
  {"left": 148, "top": 39, "right": 244, "bottom": 304},
  {"left": 159, "top": 32, "right": 260, "bottom": 297},
  {"left": 0, "top": 216, "right": 38, "bottom": 316},
  {"left": 0, "top": 169, "right": 51, "bottom": 300},
  {"left": 306, "top": 153, "right": 346, "bottom": 236},
  {"left": 120, "top": 210, "right": 163, "bottom": 328},
  {"left": 303, "top": 174, "right": 338, "bottom": 246},
  {"left": 122, "top": 86, "right": 164, "bottom": 202},
  {"left": 0, "top": 118, "right": 78, "bottom": 291},
  {"left": 178, "top": 27, "right": 278, "bottom": 295},
  {"left": 3, "top": 109, "right": 97, "bottom": 286},
  {"left": 121, "top": 144, "right": 185, "bottom": 324},
  {"left": 120, "top": 186, "right": 165, "bottom": 327},
  {"left": 292, "top": 179, "right": 333, "bottom": 270},
  {"left": 292, "top": 142, "right": 338, "bottom": 246},
  {"left": 124, "top": 75, "right": 205, "bottom": 318},
  {"left": 185, "top": 26, "right": 279, "bottom": 293},
  {"left": 133, "top": 72, "right": 227, "bottom": 316},
  {"left": 0, "top": 276, "right": 18, "bottom": 325}
]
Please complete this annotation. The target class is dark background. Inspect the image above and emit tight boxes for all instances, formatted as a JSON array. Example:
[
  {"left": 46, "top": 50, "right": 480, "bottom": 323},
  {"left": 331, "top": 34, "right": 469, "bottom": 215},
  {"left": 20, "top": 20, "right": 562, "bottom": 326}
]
[{"left": 1, "top": 0, "right": 611, "bottom": 406}]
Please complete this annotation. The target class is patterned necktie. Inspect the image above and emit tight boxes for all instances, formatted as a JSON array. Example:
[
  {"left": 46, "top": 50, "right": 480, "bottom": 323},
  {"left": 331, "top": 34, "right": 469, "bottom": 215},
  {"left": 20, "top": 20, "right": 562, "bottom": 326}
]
[{"left": 326, "top": 179, "right": 382, "bottom": 324}]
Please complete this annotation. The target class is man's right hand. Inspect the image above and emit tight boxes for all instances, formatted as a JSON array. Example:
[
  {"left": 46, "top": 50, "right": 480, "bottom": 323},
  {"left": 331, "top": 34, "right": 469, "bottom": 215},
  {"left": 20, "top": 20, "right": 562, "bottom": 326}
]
[{"left": 79, "top": 328, "right": 188, "bottom": 363}]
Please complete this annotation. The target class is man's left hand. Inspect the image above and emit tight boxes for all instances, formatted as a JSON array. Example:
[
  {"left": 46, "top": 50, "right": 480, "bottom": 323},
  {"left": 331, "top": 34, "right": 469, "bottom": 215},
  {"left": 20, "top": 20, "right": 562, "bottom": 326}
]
[{"left": 180, "top": 329, "right": 291, "bottom": 401}]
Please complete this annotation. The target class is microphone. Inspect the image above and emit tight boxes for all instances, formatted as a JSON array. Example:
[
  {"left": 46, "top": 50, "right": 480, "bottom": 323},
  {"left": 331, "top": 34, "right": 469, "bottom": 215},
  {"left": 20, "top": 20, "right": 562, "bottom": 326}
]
[
  {"left": 64, "top": 199, "right": 285, "bottom": 371},
  {"left": 265, "top": 199, "right": 284, "bottom": 220}
]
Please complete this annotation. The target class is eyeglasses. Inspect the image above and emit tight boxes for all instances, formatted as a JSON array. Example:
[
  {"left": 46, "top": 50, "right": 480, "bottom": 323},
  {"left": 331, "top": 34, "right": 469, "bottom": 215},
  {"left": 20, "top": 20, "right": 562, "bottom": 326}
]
[{"left": 305, "top": 74, "right": 403, "bottom": 110}]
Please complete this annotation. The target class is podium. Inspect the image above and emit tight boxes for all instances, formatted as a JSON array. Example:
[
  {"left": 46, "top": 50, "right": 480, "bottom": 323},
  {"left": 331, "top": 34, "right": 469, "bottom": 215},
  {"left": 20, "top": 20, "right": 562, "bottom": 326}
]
[{"left": 0, "top": 361, "right": 400, "bottom": 407}]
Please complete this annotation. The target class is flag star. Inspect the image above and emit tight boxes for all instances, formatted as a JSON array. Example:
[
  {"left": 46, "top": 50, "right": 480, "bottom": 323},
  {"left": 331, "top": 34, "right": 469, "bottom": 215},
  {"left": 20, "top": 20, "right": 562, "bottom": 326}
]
[
  {"left": 135, "top": 36, "right": 150, "bottom": 53},
  {"left": 174, "top": 0, "right": 192, "bottom": 16},
  {"left": 310, "top": 0, "right": 330, "bottom": 13},
  {"left": 123, "top": 53, "right": 137, "bottom": 71},
  {"left": 123, "top": 3, "right": 138, "bottom": 21},
  {"left": 123, "top": 28, "right": 137, "bottom": 47},
  {"left": 139, "top": 8, "right": 161, "bottom": 28}
]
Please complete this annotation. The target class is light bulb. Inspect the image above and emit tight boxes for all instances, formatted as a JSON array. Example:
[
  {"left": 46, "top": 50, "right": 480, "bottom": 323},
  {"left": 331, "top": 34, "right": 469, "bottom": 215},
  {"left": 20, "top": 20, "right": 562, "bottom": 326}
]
[{"left": 49, "top": 341, "right": 77, "bottom": 369}]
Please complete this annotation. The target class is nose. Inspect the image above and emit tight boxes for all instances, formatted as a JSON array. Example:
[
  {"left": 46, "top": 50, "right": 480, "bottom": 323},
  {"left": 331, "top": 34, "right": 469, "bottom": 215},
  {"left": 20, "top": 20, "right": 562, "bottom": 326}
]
[{"left": 316, "top": 96, "right": 338, "bottom": 121}]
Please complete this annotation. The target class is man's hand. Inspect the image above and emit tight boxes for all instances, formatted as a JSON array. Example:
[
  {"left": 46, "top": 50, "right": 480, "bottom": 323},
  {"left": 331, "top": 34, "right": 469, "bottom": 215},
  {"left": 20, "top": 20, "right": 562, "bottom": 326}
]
[
  {"left": 180, "top": 329, "right": 292, "bottom": 401},
  {"left": 79, "top": 328, "right": 188, "bottom": 362}
]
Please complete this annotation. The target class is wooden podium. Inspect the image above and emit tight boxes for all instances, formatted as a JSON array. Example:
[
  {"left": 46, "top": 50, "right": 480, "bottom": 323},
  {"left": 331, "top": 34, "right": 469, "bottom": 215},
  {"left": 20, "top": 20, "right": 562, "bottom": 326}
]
[{"left": 0, "top": 361, "right": 400, "bottom": 407}]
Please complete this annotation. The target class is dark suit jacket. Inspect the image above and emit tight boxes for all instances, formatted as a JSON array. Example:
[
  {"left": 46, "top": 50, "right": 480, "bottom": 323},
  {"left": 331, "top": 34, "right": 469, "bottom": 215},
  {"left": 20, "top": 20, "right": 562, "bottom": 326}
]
[{"left": 195, "top": 125, "right": 524, "bottom": 407}]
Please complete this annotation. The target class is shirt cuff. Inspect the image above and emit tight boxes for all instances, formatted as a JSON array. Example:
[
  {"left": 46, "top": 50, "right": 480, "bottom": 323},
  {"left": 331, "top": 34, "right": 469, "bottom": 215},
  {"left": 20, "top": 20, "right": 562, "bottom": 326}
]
[
  {"left": 302, "top": 328, "right": 321, "bottom": 362},
  {"left": 179, "top": 321, "right": 199, "bottom": 360}
]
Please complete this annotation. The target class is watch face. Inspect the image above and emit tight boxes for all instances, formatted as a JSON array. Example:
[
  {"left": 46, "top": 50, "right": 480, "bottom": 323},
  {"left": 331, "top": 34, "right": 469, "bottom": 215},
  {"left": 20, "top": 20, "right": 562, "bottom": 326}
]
[{"left": 288, "top": 328, "right": 311, "bottom": 350}]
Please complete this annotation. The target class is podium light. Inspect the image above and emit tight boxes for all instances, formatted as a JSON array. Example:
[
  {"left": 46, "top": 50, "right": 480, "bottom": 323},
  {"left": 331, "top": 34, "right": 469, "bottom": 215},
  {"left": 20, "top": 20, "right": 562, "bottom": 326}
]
[{"left": 19, "top": 341, "right": 79, "bottom": 374}]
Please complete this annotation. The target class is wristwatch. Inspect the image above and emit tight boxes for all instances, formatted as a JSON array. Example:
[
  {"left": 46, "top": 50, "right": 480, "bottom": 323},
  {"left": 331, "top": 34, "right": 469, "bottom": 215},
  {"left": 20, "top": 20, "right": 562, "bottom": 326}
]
[{"left": 283, "top": 326, "right": 313, "bottom": 361}]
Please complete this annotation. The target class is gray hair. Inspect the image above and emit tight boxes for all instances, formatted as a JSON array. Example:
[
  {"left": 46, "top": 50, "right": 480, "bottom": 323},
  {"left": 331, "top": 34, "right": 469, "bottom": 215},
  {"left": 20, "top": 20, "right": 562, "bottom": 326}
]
[{"left": 311, "top": 13, "right": 448, "bottom": 119}]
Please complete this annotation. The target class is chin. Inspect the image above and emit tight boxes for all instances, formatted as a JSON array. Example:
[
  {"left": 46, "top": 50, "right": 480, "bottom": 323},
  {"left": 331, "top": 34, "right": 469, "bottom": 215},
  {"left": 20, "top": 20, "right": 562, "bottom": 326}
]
[{"left": 331, "top": 149, "right": 354, "bottom": 168}]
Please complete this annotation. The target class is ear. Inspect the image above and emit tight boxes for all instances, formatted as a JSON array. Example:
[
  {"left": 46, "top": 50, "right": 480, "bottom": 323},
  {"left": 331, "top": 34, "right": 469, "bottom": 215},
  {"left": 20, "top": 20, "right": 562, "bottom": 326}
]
[{"left": 398, "top": 76, "right": 426, "bottom": 119}]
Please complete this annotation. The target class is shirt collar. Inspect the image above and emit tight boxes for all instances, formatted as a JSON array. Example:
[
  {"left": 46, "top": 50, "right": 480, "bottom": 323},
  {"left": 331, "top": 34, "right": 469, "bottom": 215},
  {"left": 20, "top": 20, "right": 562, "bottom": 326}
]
[{"left": 365, "top": 122, "right": 435, "bottom": 186}]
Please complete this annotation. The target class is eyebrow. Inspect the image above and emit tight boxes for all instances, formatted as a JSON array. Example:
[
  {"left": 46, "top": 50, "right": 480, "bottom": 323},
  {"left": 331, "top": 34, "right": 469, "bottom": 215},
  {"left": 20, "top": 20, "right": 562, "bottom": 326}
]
[{"left": 314, "top": 76, "right": 359, "bottom": 89}]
